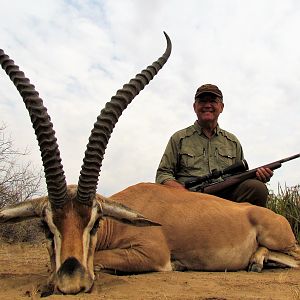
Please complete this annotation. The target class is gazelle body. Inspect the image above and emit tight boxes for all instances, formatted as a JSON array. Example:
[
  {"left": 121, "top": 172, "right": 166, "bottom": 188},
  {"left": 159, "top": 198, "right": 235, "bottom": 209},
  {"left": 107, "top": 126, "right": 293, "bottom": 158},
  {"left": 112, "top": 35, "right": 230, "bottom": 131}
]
[{"left": 2, "top": 182, "right": 300, "bottom": 295}]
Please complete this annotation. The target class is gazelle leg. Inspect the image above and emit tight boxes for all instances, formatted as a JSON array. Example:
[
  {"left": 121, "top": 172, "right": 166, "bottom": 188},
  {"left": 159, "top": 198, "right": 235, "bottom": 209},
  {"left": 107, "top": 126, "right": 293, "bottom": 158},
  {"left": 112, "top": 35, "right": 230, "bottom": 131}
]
[
  {"left": 248, "top": 246, "right": 269, "bottom": 272},
  {"left": 285, "top": 244, "right": 300, "bottom": 260},
  {"left": 94, "top": 242, "right": 172, "bottom": 274},
  {"left": 266, "top": 244, "right": 300, "bottom": 268}
]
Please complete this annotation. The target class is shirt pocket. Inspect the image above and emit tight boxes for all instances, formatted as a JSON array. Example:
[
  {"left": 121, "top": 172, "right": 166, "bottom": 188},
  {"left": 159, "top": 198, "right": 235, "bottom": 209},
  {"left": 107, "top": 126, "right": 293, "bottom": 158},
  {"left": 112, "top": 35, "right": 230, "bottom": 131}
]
[
  {"left": 179, "top": 150, "right": 206, "bottom": 172},
  {"left": 216, "top": 147, "right": 237, "bottom": 169}
]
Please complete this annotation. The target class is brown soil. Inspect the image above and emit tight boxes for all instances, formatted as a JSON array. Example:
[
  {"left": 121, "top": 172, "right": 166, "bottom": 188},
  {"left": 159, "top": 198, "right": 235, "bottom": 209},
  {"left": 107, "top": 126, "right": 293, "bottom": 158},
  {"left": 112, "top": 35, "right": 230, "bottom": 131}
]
[{"left": 0, "top": 243, "right": 299, "bottom": 300}]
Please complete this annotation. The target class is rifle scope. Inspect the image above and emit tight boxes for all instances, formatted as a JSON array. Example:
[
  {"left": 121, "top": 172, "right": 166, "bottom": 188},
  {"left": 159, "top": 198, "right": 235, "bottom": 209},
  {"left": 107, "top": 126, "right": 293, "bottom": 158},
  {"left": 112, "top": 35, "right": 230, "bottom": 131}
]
[
  {"left": 220, "top": 159, "right": 249, "bottom": 177},
  {"left": 185, "top": 159, "right": 249, "bottom": 189}
]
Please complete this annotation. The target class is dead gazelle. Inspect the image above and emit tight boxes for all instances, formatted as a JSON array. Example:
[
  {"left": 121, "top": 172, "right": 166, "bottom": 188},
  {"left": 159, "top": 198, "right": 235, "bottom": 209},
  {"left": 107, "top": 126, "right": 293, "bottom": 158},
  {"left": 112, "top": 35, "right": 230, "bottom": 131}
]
[{"left": 0, "top": 32, "right": 171, "bottom": 294}]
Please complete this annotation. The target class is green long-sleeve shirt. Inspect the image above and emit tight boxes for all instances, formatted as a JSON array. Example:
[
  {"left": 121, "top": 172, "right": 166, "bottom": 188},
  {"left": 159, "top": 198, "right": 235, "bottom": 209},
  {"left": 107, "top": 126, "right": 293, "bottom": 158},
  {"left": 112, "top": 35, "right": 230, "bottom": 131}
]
[{"left": 155, "top": 121, "right": 244, "bottom": 185}]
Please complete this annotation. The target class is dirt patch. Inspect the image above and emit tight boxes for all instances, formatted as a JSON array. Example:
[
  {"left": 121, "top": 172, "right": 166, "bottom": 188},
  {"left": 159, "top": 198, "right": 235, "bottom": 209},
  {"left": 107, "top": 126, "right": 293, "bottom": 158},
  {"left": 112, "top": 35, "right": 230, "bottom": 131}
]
[{"left": 0, "top": 242, "right": 299, "bottom": 299}]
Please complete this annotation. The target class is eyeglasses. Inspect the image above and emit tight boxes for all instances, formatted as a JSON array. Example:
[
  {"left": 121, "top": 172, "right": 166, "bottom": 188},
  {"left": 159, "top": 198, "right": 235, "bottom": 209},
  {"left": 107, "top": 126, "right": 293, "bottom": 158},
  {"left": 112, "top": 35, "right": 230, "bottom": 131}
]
[{"left": 195, "top": 98, "right": 222, "bottom": 105}]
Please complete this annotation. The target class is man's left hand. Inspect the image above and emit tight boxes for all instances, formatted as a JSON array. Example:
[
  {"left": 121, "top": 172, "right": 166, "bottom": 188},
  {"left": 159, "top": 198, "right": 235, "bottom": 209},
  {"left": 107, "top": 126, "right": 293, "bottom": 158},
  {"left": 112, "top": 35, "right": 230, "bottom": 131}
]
[{"left": 256, "top": 167, "right": 273, "bottom": 183}]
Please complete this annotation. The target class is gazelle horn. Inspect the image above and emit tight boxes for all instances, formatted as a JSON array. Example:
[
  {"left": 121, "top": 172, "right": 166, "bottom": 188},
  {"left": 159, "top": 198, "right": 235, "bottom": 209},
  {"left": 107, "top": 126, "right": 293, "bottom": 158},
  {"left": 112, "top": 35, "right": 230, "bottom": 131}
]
[
  {"left": 0, "top": 50, "right": 67, "bottom": 207},
  {"left": 77, "top": 32, "right": 172, "bottom": 204}
]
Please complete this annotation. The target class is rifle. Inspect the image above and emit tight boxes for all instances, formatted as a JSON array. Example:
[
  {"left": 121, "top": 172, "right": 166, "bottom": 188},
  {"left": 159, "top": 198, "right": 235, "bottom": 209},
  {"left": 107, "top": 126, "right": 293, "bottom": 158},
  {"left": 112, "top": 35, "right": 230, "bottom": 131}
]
[{"left": 184, "top": 153, "right": 300, "bottom": 194}]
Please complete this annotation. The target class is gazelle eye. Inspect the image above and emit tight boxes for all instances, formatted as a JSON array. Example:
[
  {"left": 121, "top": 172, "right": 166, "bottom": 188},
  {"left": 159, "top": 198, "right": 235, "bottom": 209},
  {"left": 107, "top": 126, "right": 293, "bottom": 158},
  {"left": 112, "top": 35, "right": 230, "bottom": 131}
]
[{"left": 90, "top": 218, "right": 100, "bottom": 235}]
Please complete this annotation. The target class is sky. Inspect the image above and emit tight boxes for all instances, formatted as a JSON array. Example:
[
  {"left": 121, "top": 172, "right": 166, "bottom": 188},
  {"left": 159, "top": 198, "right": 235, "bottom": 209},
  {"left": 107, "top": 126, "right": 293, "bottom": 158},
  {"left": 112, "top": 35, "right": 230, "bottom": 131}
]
[{"left": 0, "top": 0, "right": 299, "bottom": 197}]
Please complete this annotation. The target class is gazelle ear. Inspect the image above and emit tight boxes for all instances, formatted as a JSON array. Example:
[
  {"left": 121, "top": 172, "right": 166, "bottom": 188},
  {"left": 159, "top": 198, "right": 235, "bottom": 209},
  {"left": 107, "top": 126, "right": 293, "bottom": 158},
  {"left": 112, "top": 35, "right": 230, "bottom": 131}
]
[
  {"left": 0, "top": 197, "right": 48, "bottom": 223},
  {"left": 100, "top": 198, "right": 161, "bottom": 227}
]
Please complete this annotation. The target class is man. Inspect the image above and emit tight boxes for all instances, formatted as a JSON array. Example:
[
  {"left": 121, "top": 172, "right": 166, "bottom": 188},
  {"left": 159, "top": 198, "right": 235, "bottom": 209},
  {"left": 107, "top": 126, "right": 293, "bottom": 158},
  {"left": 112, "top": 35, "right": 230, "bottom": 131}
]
[{"left": 155, "top": 84, "right": 273, "bottom": 207}]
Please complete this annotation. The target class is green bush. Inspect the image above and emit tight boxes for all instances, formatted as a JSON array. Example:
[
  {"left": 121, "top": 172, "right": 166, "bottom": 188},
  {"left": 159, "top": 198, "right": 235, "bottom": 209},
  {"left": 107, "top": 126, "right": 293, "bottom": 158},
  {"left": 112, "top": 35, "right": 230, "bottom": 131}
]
[{"left": 267, "top": 184, "right": 300, "bottom": 242}]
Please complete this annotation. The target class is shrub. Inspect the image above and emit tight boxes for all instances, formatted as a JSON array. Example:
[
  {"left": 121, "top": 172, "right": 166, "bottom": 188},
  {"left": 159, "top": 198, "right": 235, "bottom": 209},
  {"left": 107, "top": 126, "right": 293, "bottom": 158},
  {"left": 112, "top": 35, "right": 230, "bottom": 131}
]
[
  {"left": 0, "top": 219, "right": 45, "bottom": 243},
  {"left": 0, "top": 124, "right": 45, "bottom": 243}
]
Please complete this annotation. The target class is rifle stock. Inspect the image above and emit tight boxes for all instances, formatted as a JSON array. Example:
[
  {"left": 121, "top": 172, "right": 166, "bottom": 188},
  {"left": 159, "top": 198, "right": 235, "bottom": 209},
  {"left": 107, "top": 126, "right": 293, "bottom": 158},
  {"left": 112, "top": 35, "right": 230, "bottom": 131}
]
[{"left": 194, "top": 153, "right": 300, "bottom": 194}]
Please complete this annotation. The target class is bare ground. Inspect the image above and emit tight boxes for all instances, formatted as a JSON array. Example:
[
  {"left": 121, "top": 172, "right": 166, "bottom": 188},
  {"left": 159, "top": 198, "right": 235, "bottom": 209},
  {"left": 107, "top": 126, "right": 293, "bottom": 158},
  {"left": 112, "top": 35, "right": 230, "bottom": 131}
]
[{"left": 0, "top": 243, "right": 300, "bottom": 300}]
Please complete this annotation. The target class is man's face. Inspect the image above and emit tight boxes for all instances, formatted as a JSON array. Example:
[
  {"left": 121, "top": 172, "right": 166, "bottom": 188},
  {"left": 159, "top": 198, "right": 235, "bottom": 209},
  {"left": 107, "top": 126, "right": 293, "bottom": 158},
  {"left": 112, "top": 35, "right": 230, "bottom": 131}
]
[{"left": 193, "top": 93, "right": 224, "bottom": 124}]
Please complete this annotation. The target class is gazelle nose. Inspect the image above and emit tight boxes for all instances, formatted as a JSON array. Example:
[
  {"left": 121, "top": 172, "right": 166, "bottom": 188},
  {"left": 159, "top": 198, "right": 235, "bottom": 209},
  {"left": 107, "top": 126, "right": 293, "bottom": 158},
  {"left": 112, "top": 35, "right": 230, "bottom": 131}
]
[
  {"left": 56, "top": 257, "right": 89, "bottom": 294},
  {"left": 58, "top": 256, "right": 83, "bottom": 276}
]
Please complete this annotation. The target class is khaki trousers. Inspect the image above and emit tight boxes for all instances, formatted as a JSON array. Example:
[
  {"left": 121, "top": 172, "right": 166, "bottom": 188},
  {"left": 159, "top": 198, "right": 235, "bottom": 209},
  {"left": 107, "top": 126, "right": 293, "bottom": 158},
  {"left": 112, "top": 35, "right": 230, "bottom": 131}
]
[{"left": 213, "top": 179, "right": 268, "bottom": 207}]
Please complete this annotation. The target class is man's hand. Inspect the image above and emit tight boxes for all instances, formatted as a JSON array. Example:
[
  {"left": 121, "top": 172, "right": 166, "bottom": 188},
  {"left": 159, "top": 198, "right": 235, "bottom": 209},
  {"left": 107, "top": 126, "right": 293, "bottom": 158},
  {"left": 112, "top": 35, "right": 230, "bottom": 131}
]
[
  {"left": 256, "top": 167, "right": 273, "bottom": 183},
  {"left": 163, "top": 180, "right": 187, "bottom": 190}
]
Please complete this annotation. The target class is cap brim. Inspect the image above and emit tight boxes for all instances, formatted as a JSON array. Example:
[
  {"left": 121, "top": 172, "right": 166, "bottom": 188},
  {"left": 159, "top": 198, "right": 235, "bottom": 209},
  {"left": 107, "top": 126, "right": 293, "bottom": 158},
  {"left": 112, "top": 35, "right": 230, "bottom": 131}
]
[{"left": 195, "top": 91, "right": 222, "bottom": 98}]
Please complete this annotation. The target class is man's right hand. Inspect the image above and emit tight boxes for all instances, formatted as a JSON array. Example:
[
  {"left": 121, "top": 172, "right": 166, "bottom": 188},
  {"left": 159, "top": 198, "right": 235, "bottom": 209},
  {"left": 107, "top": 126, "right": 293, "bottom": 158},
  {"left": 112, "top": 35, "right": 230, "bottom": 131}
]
[{"left": 163, "top": 180, "right": 187, "bottom": 190}]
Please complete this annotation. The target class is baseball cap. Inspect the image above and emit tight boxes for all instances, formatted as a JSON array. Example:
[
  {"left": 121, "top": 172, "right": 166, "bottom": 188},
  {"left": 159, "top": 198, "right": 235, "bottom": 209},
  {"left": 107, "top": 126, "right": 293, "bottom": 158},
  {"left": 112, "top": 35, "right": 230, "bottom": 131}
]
[{"left": 195, "top": 84, "right": 223, "bottom": 100}]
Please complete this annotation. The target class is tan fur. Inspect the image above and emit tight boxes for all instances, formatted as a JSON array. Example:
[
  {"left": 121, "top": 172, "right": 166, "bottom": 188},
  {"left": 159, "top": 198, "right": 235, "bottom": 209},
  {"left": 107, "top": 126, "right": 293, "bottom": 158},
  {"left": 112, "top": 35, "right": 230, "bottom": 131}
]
[{"left": 94, "top": 182, "right": 299, "bottom": 272}]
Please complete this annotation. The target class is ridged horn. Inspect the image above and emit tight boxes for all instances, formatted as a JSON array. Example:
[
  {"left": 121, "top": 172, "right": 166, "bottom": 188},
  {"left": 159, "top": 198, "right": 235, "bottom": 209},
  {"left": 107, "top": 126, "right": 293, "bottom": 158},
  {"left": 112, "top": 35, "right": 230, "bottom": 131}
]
[
  {"left": 0, "top": 49, "right": 67, "bottom": 207},
  {"left": 77, "top": 32, "right": 172, "bottom": 204}
]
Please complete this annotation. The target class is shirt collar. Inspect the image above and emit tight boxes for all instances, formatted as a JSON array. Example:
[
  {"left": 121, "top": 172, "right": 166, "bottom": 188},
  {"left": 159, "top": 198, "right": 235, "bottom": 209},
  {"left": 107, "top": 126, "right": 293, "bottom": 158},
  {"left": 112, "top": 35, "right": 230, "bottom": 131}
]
[{"left": 193, "top": 121, "right": 221, "bottom": 136}]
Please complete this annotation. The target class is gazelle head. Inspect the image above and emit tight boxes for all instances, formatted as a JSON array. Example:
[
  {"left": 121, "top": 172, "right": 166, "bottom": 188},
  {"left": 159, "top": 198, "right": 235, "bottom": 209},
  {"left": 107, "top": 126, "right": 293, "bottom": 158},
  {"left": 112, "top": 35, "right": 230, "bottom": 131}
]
[{"left": 0, "top": 33, "right": 171, "bottom": 295}]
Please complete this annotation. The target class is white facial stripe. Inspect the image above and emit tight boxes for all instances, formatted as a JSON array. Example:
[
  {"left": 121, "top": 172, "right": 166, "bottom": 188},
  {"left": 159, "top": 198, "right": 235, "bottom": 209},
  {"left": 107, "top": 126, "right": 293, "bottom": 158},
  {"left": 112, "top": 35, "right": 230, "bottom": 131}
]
[
  {"left": 44, "top": 206, "right": 62, "bottom": 271},
  {"left": 82, "top": 202, "right": 100, "bottom": 269},
  {"left": 43, "top": 201, "right": 101, "bottom": 274}
]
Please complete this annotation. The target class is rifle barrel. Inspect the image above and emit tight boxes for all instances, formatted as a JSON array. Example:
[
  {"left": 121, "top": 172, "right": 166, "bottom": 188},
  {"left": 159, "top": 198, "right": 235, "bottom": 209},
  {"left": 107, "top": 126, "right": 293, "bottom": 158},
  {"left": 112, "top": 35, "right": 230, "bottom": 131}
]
[
  {"left": 279, "top": 153, "right": 300, "bottom": 164},
  {"left": 201, "top": 153, "right": 300, "bottom": 194}
]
